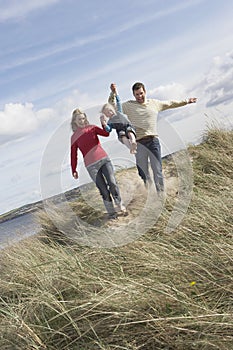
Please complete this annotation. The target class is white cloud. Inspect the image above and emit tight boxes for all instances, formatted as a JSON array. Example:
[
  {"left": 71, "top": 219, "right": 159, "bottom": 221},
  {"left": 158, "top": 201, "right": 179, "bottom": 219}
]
[
  {"left": 0, "top": 102, "right": 53, "bottom": 138},
  {"left": 147, "top": 51, "right": 233, "bottom": 128},
  {"left": 204, "top": 52, "right": 233, "bottom": 107},
  {"left": 0, "top": 0, "right": 61, "bottom": 22},
  {"left": 0, "top": 89, "right": 100, "bottom": 146},
  {"left": 1, "top": 49, "right": 232, "bottom": 147},
  {"left": 55, "top": 89, "right": 100, "bottom": 116},
  {"left": 148, "top": 83, "right": 188, "bottom": 101},
  {"left": 190, "top": 51, "right": 233, "bottom": 111}
]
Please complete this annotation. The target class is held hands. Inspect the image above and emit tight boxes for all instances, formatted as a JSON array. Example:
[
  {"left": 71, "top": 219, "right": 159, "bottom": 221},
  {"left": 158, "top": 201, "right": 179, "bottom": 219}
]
[
  {"left": 188, "top": 97, "right": 197, "bottom": 104},
  {"left": 110, "top": 83, "right": 118, "bottom": 95},
  {"left": 100, "top": 113, "right": 108, "bottom": 127},
  {"left": 73, "top": 172, "right": 78, "bottom": 179}
]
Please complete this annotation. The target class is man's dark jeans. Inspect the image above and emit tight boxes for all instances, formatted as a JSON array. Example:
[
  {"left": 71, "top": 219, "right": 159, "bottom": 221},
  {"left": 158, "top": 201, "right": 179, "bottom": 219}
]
[{"left": 136, "top": 136, "right": 164, "bottom": 192}]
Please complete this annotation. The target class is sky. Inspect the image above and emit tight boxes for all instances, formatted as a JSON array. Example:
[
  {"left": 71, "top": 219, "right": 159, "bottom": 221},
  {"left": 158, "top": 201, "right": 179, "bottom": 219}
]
[{"left": 0, "top": 0, "right": 233, "bottom": 215}]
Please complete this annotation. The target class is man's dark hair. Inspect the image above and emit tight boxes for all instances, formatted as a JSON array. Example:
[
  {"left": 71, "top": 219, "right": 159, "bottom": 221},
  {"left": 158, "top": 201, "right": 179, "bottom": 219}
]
[{"left": 132, "top": 82, "right": 146, "bottom": 93}]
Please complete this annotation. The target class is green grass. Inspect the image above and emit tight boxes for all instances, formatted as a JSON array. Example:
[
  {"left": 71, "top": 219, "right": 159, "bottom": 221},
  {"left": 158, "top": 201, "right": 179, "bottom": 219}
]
[{"left": 0, "top": 127, "right": 232, "bottom": 349}]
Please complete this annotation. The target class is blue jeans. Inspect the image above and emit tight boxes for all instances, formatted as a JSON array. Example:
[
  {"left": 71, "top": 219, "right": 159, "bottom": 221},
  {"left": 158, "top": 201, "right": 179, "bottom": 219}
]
[
  {"left": 136, "top": 136, "right": 164, "bottom": 192},
  {"left": 87, "top": 158, "right": 121, "bottom": 214}
]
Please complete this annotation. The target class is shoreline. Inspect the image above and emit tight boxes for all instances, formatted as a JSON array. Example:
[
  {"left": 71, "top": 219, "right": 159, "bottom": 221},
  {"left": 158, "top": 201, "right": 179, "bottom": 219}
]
[
  {"left": 0, "top": 185, "right": 85, "bottom": 224},
  {"left": 0, "top": 155, "right": 175, "bottom": 224}
]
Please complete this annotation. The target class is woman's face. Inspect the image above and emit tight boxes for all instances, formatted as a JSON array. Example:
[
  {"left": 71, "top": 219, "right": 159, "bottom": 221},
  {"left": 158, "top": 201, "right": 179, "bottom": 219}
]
[{"left": 75, "top": 114, "right": 86, "bottom": 127}]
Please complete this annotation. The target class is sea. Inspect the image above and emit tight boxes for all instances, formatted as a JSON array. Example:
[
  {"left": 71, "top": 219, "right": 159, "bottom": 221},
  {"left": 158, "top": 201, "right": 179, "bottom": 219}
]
[{"left": 0, "top": 212, "right": 41, "bottom": 250}]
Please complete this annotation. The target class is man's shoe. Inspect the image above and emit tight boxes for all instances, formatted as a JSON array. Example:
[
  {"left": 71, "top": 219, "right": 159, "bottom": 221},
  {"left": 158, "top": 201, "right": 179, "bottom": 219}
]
[{"left": 116, "top": 203, "right": 127, "bottom": 215}]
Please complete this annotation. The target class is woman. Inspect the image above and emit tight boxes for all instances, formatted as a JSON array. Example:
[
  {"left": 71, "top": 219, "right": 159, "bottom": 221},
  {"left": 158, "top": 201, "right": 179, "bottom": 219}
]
[{"left": 70, "top": 108, "right": 126, "bottom": 219}]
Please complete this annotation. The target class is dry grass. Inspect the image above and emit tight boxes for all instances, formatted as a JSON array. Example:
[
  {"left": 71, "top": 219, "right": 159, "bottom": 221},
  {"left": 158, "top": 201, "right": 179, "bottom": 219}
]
[{"left": 0, "top": 128, "right": 232, "bottom": 349}]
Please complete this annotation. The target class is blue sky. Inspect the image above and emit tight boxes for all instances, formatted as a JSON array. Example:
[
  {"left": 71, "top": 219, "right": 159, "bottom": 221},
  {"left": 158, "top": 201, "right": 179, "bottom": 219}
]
[{"left": 0, "top": 0, "right": 233, "bottom": 215}]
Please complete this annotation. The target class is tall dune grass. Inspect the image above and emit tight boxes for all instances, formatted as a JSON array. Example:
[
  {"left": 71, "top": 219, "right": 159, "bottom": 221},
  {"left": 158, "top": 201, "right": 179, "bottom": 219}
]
[{"left": 0, "top": 128, "right": 232, "bottom": 349}]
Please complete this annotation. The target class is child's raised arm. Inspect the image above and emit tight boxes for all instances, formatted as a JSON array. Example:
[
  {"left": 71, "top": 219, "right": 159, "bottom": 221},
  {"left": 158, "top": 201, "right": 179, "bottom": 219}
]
[{"left": 115, "top": 94, "right": 123, "bottom": 113}]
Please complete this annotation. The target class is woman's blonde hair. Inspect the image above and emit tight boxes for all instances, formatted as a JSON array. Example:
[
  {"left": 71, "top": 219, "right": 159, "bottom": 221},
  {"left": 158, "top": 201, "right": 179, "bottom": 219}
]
[{"left": 71, "top": 108, "right": 89, "bottom": 131}]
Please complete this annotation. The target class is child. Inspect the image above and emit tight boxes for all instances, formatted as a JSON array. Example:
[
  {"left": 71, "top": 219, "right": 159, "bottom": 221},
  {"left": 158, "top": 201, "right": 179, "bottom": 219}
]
[{"left": 100, "top": 92, "right": 137, "bottom": 154}]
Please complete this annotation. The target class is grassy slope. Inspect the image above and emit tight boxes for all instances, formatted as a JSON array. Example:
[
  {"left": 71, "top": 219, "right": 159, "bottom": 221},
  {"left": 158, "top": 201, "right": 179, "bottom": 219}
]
[{"left": 0, "top": 128, "right": 232, "bottom": 350}]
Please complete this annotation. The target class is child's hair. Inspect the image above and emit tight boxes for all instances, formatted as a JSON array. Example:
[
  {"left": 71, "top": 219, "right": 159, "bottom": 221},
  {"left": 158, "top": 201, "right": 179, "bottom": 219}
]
[
  {"left": 71, "top": 108, "right": 89, "bottom": 131},
  {"left": 101, "top": 103, "right": 116, "bottom": 114}
]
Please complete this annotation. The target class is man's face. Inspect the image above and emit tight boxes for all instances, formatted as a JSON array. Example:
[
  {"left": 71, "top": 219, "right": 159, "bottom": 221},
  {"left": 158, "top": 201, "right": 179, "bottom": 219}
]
[{"left": 133, "top": 87, "right": 146, "bottom": 104}]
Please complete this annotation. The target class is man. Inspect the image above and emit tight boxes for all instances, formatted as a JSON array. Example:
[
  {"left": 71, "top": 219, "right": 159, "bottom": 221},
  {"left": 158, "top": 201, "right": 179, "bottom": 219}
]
[{"left": 108, "top": 82, "right": 197, "bottom": 193}]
